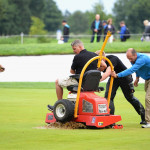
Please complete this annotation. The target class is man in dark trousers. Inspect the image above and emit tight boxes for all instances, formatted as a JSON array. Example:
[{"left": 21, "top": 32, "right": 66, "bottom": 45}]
[
  {"left": 90, "top": 14, "right": 103, "bottom": 43},
  {"left": 96, "top": 51, "right": 146, "bottom": 124},
  {"left": 102, "top": 20, "right": 107, "bottom": 41},
  {"left": 62, "top": 20, "right": 70, "bottom": 43}
]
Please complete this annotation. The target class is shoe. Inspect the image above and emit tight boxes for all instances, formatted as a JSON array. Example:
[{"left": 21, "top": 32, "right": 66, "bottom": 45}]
[
  {"left": 47, "top": 105, "right": 54, "bottom": 111},
  {"left": 140, "top": 120, "right": 147, "bottom": 125},
  {"left": 141, "top": 123, "right": 150, "bottom": 128},
  {"left": 140, "top": 112, "right": 146, "bottom": 124}
]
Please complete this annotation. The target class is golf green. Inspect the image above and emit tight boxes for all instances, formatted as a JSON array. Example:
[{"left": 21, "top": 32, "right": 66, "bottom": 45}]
[{"left": 0, "top": 83, "right": 149, "bottom": 150}]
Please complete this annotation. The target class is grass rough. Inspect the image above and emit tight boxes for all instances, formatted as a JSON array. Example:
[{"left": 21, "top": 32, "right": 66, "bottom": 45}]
[{"left": 0, "top": 41, "right": 149, "bottom": 56}]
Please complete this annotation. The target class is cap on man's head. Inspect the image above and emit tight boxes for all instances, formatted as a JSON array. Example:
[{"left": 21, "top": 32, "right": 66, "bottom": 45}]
[
  {"left": 102, "top": 20, "right": 107, "bottom": 23},
  {"left": 62, "top": 20, "right": 67, "bottom": 23}
]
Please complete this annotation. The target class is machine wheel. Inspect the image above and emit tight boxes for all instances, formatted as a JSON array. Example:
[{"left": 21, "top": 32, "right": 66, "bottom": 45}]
[{"left": 53, "top": 99, "right": 75, "bottom": 122}]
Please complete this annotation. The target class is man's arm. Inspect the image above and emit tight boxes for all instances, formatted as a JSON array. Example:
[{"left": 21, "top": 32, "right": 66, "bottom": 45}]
[
  {"left": 91, "top": 21, "right": 95, "bottom": 31},
  {"left": 118, "top": 58, "right": 145, "bottom": 78},
  {"left": 111, "top": 71, "right": 117, "bottom": 78},
  {"left": 98, "top": 22, "right": 103, "bottom": 31},
  {"left": 100, "top": 66, "right": 111, "bottom": 82},
  {"left": 97, "top": 60, "right": 107, "bottom": 71},
  {"left": 70, "top": 69, "right": 75, "bottom": 74},
  {"left": 134, "top": 76, "right": 140, "bottom": 87}
]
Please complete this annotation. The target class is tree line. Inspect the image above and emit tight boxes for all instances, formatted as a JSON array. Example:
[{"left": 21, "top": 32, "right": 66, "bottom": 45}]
[
  {"left": 0, "top": 0, "right": 62, "bottom": 35},
  {"left": 0, "top": 0, "right": 149, "bottom": 35}
]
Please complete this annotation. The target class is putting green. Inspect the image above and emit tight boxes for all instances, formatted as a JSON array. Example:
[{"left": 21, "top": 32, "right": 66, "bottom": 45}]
[{"left": 0, "top": 83, "right": 150, "bottom": 150}]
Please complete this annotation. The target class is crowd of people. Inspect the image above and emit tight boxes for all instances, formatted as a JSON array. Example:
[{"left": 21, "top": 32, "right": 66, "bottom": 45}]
[
  {"left": 91, "top": 15, "right": 150, "bottom": 43},
  {"left": 91, "top": 14, "right": 116, "bottom": 43},
  {"left": 58, "top": 14, "right": 150, "bottom": 43}
]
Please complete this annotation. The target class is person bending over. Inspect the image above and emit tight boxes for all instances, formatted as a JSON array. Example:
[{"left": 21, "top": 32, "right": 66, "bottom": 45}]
[
  {"left": 96, "top": 51, "right": 146, "bottom": 125},
  {"left": 111, "top": 48, "right": 150, "bottom": 128}
]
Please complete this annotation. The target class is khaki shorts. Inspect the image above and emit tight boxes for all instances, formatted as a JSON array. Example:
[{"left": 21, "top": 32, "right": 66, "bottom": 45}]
[{"left": 58, "top": 77, "right": 78, "bottom": 88}]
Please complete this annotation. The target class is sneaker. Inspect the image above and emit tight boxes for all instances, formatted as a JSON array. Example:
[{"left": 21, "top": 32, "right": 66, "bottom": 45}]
[
  {"left": 47, "top": 105, "right": 54, "bottom": 111},
  {"left": 141, "top": 123, "right": 150, "bottom": 128},
  {"left": 140, "top": 120, "right": 147, "bottom": 125}
]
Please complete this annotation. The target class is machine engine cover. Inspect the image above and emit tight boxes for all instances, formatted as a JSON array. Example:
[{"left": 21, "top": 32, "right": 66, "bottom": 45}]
[{"left": 78, "top": 92, "right": 110, "bottom": 116}]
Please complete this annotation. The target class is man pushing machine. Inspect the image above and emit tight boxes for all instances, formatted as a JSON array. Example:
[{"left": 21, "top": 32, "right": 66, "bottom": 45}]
[{"left": 112, "top": 48, "right": 150, "bottom": 128}]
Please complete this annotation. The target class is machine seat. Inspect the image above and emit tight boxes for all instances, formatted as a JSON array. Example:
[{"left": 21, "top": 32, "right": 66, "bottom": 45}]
[{"left": 67, "top": 70, "right": 104, "bottom": 92}]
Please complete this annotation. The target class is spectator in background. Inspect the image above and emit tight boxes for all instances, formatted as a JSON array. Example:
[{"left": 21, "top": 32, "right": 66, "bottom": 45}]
[
  {"left": 105, "top": 18, "right": 116, "bottom": 43},
  {"left": 62, "top": 20, "right": 70, "bottom": 43},
  {"left": 102, "top": 20, "right": 107, "bottom": 41},
  {"left": 118, "top": 21, "right": 126, "bottom": 42},
  {"left": 90, "top": 14, "right": 103, "bottom": 43},
  {"left": 56, "top": 29, "right": 64, "bottom": 44},
  {"left": 143, "top": 20, "right": 150, "bottom": 41}
]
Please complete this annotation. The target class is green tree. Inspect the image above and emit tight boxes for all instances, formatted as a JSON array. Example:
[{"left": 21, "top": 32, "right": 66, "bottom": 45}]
[
  {"left": 0, "top": 0, "right": 63, "bottom": 35},
  {"left": 0, "top": 0, "right": 17, "bottom": 35},
  {"left": 85, "top": 2, "right": 111, "bottom": 34},
  {"left": 42, "top": 0, "right": 63, "bottom": 32},
  {"left": 29, "top": 0, "right": 45, "bottom": 18},
  {"left": 86, "top": 2, "right": 107, "bottom": 25},
  {"left": 8, "top": 0, "right": 31, "bottom": 34},
  {"left": 68, "top": 11, "right": 89, "bottom": 34},
  {"left": 64, "top": 2, "right": 111, "bottom": 34},
  {"left": 29, "top": 16, "right": 47, "bottom": 35},
  {"left": 0, "top": 0, "right": 8, "bottom": 34},
  {"left": 63, "top": 10, "right": 71, "bottom": 21},
  {"left": 113, "top": 0, "right": 150, "bottom": 33}
]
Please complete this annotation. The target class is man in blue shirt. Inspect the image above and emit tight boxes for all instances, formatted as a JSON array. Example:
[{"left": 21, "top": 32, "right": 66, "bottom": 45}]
[
  {"left": 112, "top": 48, "right": 150, "bottom": 128},
  {"left": 118, "top": 21, "right": 126, "bottom": 42},
  {"left": 90, "top": 14, "right": 103, "bottom": 43}
]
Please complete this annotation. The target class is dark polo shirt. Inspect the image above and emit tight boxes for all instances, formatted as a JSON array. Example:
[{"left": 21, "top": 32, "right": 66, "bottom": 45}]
[
  {"left": 71, "top": 49, "right": 98, "bottom": 74},
  {"left": 106, "top": 55, "right": 127, "bottom": 73}
]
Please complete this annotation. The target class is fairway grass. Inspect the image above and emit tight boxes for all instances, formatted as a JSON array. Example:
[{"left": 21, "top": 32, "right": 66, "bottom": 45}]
[{"left": 0, "top": 82, "right": 150, "bottom": 150}]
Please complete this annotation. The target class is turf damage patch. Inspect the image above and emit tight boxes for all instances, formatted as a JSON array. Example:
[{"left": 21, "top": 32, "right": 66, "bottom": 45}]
[
  {"left": 36, "top": 121, "right": 87, "bottom": 129},
  {"left": 47, "top": 121, "right": 87, "bottom": 129}
]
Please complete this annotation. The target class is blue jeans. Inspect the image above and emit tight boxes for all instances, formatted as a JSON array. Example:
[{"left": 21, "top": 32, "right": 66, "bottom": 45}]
[{"left": 63, "top": 37, "right": 69, "bottom": 43}]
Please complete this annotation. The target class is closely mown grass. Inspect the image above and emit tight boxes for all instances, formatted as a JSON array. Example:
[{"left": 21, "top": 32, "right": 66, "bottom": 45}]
[
  {"left": 0, "top": 82, "right": 149, "bottom": 150},
  {"left": 0, "top": 82, "right": 56, "bottom": 89},
  {"left": 0, "top": 41, "right": 149, "bottom": 56},
  {"left": 0, "top": 81, "right": 144, "bottom": 91}
]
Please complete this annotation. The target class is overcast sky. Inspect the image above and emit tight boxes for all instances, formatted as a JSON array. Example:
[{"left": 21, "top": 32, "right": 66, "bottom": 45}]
[{"left": 53, "top": 0, "right": 116, "bottom": 14}]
